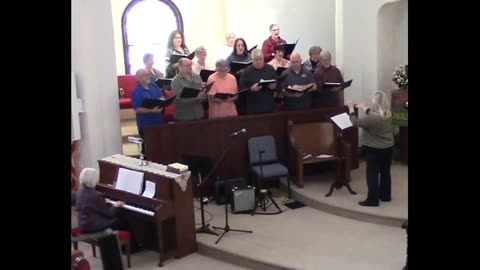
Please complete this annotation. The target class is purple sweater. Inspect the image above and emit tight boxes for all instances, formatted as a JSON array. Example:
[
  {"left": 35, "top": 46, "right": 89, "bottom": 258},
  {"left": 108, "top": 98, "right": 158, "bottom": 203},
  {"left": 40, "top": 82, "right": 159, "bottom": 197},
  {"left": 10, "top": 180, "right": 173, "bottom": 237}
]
[{"left": 75, "top": 185, "right": 117, "bottom": 233}]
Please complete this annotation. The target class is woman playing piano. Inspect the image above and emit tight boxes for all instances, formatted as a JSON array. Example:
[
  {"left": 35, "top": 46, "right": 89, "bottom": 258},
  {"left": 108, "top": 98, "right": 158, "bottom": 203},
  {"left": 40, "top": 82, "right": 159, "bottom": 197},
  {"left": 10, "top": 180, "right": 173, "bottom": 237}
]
[{"left": 74, "top": 168, "right": 126, "bottom": 233}]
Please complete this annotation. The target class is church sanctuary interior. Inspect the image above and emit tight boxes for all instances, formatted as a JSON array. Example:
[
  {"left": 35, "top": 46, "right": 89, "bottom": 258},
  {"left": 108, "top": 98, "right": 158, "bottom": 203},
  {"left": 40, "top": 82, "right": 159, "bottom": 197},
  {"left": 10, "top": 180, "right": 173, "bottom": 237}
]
[{"left": 71, "top": 0, "right": 408, "bottom": 269}]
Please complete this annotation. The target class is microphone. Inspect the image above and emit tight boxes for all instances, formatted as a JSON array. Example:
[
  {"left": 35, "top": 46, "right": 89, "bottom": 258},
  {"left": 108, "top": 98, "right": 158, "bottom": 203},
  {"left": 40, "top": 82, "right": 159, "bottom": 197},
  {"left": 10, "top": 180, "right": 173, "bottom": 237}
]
[{"left": 229, "top": 128, "right": 247, "bottom": 137}]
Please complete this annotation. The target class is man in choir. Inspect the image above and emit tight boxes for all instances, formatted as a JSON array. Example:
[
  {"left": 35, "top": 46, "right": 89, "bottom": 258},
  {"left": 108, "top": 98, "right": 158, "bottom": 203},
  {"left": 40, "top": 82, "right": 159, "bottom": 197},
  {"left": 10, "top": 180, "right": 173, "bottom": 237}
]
[
  {"left": 313, "top": 50, "right": 345, "bottom": 108},
  {"left": 280, "top": 53, "right": 316, "bottom": 111},
  {"left": 239, "top": 49, "right": 277, "bottom": 114},
  {"left": 302, "top": 46, "right": 322, "bottom": 72},
  {"left": 171, "top": 58, "right": 207, "bottom": 121},
  {"left": 207, "top": 59, "right": 238, "bottom": 118},
  {"left": 192, "top": 46, "right": 213, "bottom": 75},
  {"left": 261, "top": 24, "right": 287, "bottom": 63},
  {"left": 75, "top": 168, "right": 126, "bottom": 233},
  {"left": 131, "top": 68, "right": 165, "bottom": 154}
]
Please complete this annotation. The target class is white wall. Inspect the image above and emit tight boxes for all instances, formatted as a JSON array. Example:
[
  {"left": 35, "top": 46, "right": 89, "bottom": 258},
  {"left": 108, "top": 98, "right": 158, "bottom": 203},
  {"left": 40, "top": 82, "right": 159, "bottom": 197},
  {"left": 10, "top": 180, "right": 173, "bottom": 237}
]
[
  {"left": 72, "top": 0, "right": 122, "bottom": 171},
  {"left": 225, "top": 0, "right": 336, "bottom": 64},
  {"left": 111, "top": 0, "right": 226, "bottom": 75},
  {"left": 378, "top": 0, "right": 408, "bottom": 96},
  {"left": 336, "top": 0, "right": 400, "bottom": 106},
  {"left": 393, "top": 0, "right": 408, "bottom": 67}
]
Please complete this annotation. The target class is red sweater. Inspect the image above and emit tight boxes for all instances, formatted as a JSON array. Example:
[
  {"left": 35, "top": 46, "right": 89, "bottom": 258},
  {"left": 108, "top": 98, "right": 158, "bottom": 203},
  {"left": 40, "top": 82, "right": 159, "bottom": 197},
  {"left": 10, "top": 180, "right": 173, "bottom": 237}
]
[{"left": 261, "top": 36, "right": 287, "bottom": 63}]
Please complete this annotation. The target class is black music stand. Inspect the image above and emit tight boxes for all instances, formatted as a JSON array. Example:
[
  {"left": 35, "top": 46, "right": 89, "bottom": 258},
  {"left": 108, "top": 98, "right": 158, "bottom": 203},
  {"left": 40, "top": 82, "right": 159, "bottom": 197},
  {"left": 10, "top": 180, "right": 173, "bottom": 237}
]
[
  {"left": 325, "top": 115, "right": 357, "bottom": 197},
  {"left": 211, "top": 135, "right": 252, "bottom": 244},
  {"left": 182, "top": 154, "right": 218, "bottom": 236}
]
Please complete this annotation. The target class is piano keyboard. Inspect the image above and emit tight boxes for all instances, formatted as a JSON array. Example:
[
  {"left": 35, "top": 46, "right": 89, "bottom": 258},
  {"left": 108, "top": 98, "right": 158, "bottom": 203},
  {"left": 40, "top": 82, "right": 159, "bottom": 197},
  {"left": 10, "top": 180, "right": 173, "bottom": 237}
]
[{"left": 106, "top": 199, "right": 154, "bottom": 216}]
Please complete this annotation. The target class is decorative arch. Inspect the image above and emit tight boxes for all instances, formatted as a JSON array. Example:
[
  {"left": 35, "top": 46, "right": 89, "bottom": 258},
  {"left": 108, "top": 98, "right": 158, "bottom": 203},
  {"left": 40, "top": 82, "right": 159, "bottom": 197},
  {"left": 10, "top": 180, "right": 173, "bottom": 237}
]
[{"left": 121, "top": 0, "right": 184, "bottom": 74}]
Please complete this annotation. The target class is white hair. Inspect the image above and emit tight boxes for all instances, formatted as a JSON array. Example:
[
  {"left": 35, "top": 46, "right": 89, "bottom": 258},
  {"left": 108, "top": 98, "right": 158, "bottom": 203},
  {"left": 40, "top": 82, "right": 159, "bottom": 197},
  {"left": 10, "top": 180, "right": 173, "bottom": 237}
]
[
  {"left": 251, "top": 48, "right": 263, "bottom": 59},
  {"left": 79, "top": 168, "right": 99, "bottom": 188}
]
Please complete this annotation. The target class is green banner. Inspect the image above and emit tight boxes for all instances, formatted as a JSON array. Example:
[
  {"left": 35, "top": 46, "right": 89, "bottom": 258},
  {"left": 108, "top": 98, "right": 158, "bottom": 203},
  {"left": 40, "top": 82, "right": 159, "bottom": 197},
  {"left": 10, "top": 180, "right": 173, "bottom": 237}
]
[{"left": 392, "top": 107, "right": 408, "bottom": 127}]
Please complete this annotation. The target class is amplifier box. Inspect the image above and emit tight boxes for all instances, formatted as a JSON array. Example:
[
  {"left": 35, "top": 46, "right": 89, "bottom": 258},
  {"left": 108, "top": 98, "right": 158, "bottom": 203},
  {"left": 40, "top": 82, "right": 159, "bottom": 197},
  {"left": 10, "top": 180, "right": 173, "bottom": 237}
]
[{"left": 231, "top": 186, "right": 255, "bottom": 214}]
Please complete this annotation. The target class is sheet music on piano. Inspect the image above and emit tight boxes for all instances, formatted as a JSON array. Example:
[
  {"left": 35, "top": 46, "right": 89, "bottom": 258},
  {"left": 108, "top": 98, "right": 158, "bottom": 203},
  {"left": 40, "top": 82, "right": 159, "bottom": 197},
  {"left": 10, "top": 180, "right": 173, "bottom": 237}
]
[
  {"left": 142, "top": 180, "right": 156, "bottom": 198},
  {"left": 115, "top": 168, "right": 144, "bottom": 194}
]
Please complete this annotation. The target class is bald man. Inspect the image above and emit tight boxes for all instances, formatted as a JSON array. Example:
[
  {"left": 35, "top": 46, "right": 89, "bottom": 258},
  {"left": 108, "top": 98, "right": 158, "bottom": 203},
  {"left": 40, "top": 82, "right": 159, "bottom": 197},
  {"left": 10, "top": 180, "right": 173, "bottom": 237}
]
[
  {"left": 280, "top": 53, "right": 317, "bottom": 111},
  {"left": 131, "top": 68, "right": 165, "bottom": 154},
  {"left": 171, "top": 58, "right": 207, "bottom": 121}
]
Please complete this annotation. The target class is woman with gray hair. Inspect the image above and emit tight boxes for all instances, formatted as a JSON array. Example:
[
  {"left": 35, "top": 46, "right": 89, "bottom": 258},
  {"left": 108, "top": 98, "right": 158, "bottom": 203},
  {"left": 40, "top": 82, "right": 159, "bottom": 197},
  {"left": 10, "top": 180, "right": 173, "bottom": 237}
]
[
  {"left": 75, "top": 168, "right": 125, "bottom": 233},
  {"left": 347, "top": 91, "right": 395, "bottom": 207},
  {"left": 207, "top": 59, "right": 238, "bottom": 118}
]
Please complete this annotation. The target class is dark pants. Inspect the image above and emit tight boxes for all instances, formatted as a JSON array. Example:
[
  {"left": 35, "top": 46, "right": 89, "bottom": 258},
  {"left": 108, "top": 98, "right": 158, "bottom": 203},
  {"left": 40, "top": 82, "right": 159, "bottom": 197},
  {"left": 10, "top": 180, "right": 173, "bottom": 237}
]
[
  {"left": 365, "top": 146, "right": 393, "bottom": 202},
  {"left": 138, "top": 129, "right": 146, "bottom": 155}
]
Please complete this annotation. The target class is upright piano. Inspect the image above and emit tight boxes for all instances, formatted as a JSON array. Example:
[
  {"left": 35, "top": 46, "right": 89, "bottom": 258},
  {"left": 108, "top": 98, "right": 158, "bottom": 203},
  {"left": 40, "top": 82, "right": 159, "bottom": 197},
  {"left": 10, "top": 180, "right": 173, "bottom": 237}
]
[{"left": 96, "top": 154, "right": 196, "bottom": 266}]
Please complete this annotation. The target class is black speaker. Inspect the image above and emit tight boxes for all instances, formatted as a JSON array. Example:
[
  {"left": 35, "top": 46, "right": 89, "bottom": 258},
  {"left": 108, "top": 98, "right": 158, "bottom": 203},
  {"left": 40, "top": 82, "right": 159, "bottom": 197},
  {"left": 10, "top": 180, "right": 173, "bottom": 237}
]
[{"left": 215, "top": 178, "right": 247, "bottom": 205}]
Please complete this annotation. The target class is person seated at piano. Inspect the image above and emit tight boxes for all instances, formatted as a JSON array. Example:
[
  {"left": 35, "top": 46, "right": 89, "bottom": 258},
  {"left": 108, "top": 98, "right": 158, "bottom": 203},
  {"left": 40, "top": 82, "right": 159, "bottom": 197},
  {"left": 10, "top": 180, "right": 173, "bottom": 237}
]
[
  {"left": 280, "top": 53, "right": 316, "bottom": 111},
  {"left": 239, "top": 49, "right": 277, "bottom": 115},
  {"left": 207, "top": 59, "right": 238, "bottom": 118},
  {"left": 171, "top": 58, "right": 207, "bottom": 121},
  {"left": 165, "top": 29, "right": 190, "bottom": 78},
  {"left": 75, "top": 168, "right": 126, "bottom": 233},
  {"left": 267, "top": 44, "right": 291, "bottom": 71},
  {"left": 143, "top": 52, "right": 164, "bottom": 81},
  {"left": 313, "top": 49, "right": 345, "bottom": 108},
  {"left": 302, "top": 46, "right": 322, "bottom": 72},
  {"left": 261, "top": 24, "right": 287, "bottom": 63},
  {"left": 131, "top": 68, "right": 165, "bottom": 154},
  {"left": 192, "top": 46, "right": 213, "bottom": 75}
]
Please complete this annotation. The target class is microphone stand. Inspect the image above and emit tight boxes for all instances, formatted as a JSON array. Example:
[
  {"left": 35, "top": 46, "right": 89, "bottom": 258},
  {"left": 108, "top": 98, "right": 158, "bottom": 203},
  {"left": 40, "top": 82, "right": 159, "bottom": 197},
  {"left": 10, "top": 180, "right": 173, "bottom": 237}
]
[
  {"left": 196, "top": 170, "right": 219, "bottom": 236},
  {"left": 211, "top": 134, "right": 253, "bottom": 244}
]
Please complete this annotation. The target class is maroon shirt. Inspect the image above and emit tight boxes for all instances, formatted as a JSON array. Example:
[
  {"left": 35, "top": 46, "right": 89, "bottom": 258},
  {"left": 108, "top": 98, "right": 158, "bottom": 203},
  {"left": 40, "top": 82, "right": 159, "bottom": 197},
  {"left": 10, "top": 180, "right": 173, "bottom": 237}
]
[
  {"left": 261, "top": 36, "right": 287, "bottom": 63},
  {"left": 313, "top": 65, "right": 344, "bottom": 108}
]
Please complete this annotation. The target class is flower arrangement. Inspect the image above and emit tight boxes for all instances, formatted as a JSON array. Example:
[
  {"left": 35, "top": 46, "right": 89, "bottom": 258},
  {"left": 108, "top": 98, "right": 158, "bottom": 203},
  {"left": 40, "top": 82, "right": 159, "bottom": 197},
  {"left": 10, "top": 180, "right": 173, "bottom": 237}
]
[{"left": 392, "top": 64, "right": 408, "bottom": 90}]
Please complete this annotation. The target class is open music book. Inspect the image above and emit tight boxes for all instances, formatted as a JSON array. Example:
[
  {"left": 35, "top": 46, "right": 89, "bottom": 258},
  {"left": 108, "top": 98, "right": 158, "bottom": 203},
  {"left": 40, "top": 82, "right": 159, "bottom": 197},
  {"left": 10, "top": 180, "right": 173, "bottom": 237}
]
[
  {"left": 330, "top": 112, "right": 353, "bottom": 130},
  {"left": 141, "top": 95, "right": 176, "bottom": 109},
  {"left": 283, "top": 38, "right": 299, "bottom": 57},
  {"left": 230, "top": 61, "right": 252, "bottom": 73},
  {"left": 179, "top": 81, "right": 215, "bottom": 98},
  {"left": 248, "top": 45, "right": 257, "bottom": 54},
  {"left": 199, "top": 69, "right": 215, "bottom": 82},
  {"left": 285, "top": 84, "right": 313, "bottom": 94},
  {"left": 115, "top": 168, "right": 144, "bottom": 195},
  {"left": 169, "top": 51, "right": 195, "bottom": 64},
  {"left": 258, "top": 78, "right": 276, "bottom": 86},
  {"left": 323, "top": 79, "right": 353, "bottom": 90},
  {"left": 155, "top": 78, "right": 173, "bottom": 89},
  {"left": 213, "top": 88, "right": 249, "bottom": 99}
]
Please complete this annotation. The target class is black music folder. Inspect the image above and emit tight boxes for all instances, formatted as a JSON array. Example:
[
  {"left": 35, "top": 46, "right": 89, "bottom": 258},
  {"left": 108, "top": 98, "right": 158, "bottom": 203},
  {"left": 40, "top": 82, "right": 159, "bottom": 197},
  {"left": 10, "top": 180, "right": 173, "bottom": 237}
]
[
  {"left": 213, "top": 88, "right": 249, "bottom": 100},
  {"left": 283, "top": 38, "right": 299, "bottom": 57},
  {"left": 169, "top": 51, "right": 195, "bottom": 64},
  {"left": 230, "top": 61, "right": 252, "bottom": 73},
  {"left": 141, "top": 95, "right": 176, "bottom": 109},
  {"left": 257, "top": 78, "right": 276, "bottom": 87},
  {"left": 179, "top": 81, "right": 215, "bottom": 98},
  {"left": 276, "top": 73, "right": 288, "bottom": 83},
  {"left": 275, "top": 67, "right": 288, "bottom": 76},
  {"left": 323, "top": 79, "right": 353, "bottom": 90},
  {"left": 248, "top": 45, "right": 257, "bottom": 54},
  {"left": 155, "top": 78, "right": 173, "bottom": 89},
  {"left": 200, "top": 69, "right": 215, "bottom": 82},
  {"left": 285, "top": 84, "right": 313, "bottom": 94}
]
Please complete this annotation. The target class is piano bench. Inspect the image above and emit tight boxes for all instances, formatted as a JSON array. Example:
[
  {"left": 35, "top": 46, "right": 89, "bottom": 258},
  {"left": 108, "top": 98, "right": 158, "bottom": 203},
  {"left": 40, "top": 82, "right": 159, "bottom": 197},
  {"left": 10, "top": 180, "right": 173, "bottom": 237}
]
[{"left": 71, "top": 227, "right": 132, "bottom": 268}]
